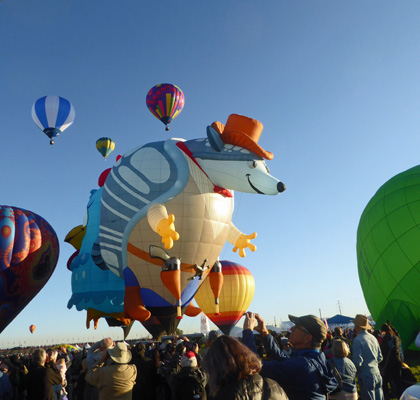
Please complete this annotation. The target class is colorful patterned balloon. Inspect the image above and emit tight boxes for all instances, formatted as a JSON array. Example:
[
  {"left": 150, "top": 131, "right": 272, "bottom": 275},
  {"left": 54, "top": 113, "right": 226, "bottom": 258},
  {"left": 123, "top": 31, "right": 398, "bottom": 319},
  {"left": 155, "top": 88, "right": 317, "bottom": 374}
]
[
  {"left": 31, "top": 95, "right": 75, "bottom": 145},
  {"left": 357, "top": 165, "right": 420, "bottom": 349},
  {"left": 29, "top": 324, "right": 36, "bottom": 334},
  {"left": 146, "top": 83, "right": 185, "bottom": 130},
  {"left": 0, "top": 206, "right": 59, "bottom": 333},
  {"left": 194, "top": 261, "right": 255, "bottom": 336}
]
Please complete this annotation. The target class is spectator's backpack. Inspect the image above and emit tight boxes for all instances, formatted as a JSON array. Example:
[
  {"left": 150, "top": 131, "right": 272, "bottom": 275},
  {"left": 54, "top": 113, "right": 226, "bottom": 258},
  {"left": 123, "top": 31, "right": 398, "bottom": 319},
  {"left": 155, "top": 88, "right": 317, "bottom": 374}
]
[{"left": 174, "top": 372, "right": 207, "bottom": 400}]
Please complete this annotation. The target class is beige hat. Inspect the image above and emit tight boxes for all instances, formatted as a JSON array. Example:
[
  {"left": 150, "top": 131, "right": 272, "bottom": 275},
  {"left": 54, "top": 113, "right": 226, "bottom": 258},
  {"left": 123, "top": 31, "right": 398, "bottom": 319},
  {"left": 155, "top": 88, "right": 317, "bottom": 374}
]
[
  {"left": 108, "top": 342, "right": 132, "bottom": 364},
  {"left": 352, "top": 314, "right": 372, "bottom": 330}
]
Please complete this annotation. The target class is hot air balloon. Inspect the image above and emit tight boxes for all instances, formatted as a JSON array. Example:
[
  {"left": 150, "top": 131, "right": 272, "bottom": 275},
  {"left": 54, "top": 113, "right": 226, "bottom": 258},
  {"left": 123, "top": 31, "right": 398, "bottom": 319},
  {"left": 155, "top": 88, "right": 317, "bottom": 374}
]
[
  {"left": 65, "top": 187, "right": 127, "bottom": 332},
  {"left": 31, "top": 95, "right": 75, "bottom": 145},
  {"left": 92, "top": 115, "right": 283, "bottom": 335},
  {"left": 29, "top": 324, "right": 36, "bottom": 334},
  {"left": 357, "top": 165, "right": 420, "bottom": 350},
  {"left": 0, "top": 206, "right": 59, "bottom": 333},
  {"left": 146, "top": 83, "right": 185, "bottom": 131},
  {"left": 96, "top": 137, "right": 115, "bottom": 160},
  {"left": 194, "top": 261, "right": 255, "bottom": 336}
]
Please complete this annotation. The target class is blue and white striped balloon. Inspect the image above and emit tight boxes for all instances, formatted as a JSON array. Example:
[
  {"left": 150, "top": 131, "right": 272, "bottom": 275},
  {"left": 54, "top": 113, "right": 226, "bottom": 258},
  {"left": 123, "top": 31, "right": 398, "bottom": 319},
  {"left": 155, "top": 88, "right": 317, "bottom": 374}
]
[{"left": 31, "top": 95, "right": 75, "bottom": 144}]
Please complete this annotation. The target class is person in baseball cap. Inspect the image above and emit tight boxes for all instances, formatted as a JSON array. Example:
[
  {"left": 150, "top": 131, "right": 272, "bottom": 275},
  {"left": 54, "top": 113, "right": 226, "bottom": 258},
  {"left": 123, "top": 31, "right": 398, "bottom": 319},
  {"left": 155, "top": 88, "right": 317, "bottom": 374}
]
[
  {"left": 242, "top": 312, "right": 338, "bottom": 399},
  {"left": 288, "top": 314, "right": 328, "bottom": 347}
]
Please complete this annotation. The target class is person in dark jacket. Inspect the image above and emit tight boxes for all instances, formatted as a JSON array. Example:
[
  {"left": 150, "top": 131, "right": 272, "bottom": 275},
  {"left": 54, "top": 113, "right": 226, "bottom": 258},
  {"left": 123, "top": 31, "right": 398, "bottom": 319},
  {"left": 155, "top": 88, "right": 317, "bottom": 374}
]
[
  {"left": 380, "top": 323, "right": 403, "bottom": 400},
  {"left": 131, "top": 342, "right": 158, "bottom": 400},
  {"left": 25, "top": 348, "right": 63, "bottom": 400},
  {"left": 243, "top": 312, "right": 338, "bottom": 400},
  {"left": 168, "top": 351, "right": 208, "bottom": 400},
  {"left": 204, "top": 335, "right": 288, "bottom": 400}
]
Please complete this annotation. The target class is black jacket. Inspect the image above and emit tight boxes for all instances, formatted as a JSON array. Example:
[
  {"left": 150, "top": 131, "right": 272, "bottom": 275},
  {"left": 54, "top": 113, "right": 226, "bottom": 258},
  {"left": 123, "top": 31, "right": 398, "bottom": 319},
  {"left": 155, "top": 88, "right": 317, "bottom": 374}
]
[
  {"left": 211, "top": 373, "right": 288, "bottom": 400},
  {"left": 25, "top": 363, "right": 62, "bottom": 400},
  {"left": 168, "top": 366, "right": 208, "bottom": 400}
]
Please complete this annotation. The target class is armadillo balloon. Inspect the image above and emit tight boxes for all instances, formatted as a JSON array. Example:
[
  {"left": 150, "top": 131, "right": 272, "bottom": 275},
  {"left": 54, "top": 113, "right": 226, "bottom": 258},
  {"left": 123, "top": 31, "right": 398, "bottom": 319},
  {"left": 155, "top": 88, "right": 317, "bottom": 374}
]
[
  {"left": 357, "top": 165, "right": 420, "bottom": 350},
  {"left": 94, "top": 113, "right": 286, "bottom": 334}
]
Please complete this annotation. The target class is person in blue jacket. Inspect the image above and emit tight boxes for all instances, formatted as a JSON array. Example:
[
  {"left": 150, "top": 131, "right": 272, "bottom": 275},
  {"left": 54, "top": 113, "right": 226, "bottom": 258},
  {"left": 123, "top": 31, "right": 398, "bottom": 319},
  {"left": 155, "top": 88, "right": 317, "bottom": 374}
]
[{"left": 242, "top": 312, "right": 338, "bottom": 400}]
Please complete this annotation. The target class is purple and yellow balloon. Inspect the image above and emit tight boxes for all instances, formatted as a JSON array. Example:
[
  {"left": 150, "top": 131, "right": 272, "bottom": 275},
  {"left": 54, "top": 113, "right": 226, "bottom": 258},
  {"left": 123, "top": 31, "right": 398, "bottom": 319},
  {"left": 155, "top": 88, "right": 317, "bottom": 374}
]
[{"left": 146, "top": 83, "right": 185, "bottom": 131}]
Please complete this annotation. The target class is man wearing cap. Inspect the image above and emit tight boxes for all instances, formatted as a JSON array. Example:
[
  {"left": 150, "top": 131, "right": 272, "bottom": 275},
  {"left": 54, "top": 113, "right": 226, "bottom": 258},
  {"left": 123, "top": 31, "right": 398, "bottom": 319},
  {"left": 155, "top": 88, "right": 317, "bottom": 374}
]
[
  {"left": 352, "top": 314, "right": 384, "bottom": 400},
  {"left": 242, "top": 312, "right": 337, "bottom": 400},
  {"left": 85, "top": 342, "right": 137, "bottom": 400}
]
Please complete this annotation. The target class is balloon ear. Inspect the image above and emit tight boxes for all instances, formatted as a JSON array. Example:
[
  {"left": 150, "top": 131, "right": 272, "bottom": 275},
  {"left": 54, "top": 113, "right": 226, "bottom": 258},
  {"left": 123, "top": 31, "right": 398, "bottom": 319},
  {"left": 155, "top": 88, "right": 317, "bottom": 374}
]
[{"left": 207, "top": 126, "right": 224, "bottom": 152}]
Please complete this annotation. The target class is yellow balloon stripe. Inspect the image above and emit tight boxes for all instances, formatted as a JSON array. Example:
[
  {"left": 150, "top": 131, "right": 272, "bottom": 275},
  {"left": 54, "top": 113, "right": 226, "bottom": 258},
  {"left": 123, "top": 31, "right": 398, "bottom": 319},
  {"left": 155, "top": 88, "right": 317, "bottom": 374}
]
[{"left": 194, "top": 265, "right": 255, "bottom": 317}]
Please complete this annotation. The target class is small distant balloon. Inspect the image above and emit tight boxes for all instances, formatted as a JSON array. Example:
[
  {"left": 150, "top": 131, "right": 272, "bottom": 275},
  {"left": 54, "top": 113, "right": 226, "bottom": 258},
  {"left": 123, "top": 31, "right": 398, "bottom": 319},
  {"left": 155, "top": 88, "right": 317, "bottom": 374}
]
[
  {"left": 146, "top": 83, "right": 185, "bottom": 131},
  {"left": 31, "top": 96, "right": 75, "bottom": 145},
  {"left": 29, "top": 324, "right": 36, "bottom": 334},
  {"left": 96, "top": 137, "right": 115, "bottom": 160}
]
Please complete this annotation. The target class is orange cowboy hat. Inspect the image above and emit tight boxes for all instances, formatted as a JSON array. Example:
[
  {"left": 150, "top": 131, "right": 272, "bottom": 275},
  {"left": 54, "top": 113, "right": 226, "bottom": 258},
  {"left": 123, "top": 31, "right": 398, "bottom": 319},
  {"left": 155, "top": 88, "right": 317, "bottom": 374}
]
[{"left": 211, "top": 114, "right": 273, "bottom": 160}]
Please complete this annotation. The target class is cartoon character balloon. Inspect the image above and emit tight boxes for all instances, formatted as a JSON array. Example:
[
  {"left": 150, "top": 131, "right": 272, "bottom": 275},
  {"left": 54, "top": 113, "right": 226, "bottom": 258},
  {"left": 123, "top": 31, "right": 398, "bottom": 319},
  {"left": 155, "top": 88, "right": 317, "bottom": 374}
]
[
  {"left": 357, "top": 165, "right": 420, "bottom": 350},
  {"left": 194, "top": 261, "right": 255, "bottom": 335},
  {"left": 0, "top": 206, "right": 59, "bottom": 333},
  {"left": 96, "top": 137, "right": 115, "bottom": 160},
  {"left": 146, "top": 83, "right": 185, "bottom": 131},
  {"left": 93, "top": 113, "right": 285, "bottom": 335},
  {"left": 29, "top": 324, "right": 36, "bottom": 334},
  {"left": 32, "top": 95, "right": 75, "bottom": 145}
]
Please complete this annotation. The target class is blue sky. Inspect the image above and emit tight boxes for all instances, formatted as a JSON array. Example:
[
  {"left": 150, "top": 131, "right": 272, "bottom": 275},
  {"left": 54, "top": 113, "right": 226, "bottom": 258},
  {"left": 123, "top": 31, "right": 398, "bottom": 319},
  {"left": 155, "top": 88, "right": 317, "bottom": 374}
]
[{"left": 2, "top": 0, "right": 420, "bottom": 347}]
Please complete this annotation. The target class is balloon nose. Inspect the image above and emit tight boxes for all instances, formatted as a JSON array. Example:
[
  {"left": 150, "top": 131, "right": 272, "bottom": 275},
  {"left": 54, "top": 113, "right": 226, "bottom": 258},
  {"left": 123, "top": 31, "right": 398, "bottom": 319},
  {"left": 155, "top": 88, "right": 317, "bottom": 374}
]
[{"left": 277, "top": 182, "right": 286, "bottom": 193}]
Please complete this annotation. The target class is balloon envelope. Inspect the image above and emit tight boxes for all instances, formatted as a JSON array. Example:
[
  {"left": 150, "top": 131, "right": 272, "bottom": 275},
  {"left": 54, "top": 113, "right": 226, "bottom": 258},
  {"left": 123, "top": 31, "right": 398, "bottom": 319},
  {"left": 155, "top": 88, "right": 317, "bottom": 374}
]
[
  {"left": 31, "top": 96, "right": 75, "bottom": 142},
  {"left": 357, "top": 165, "right": 420, "bottom": 350},
  {"left": 66, "top": 188, "right": 126, "bottom": 329},
  {"left": 194, "top": 261, "right": 255, "bottom": 336},
  {"left": 146, "top": 83, "right": 185, "bottom": 128},
  {"left": 0, "top": 206, "right": 59, "bottom": 333},
  {"left": 96, "top": 137, "right": 115, "bottom": 160},
  {"left": 29, "top": 324, "right": 36, "bottom": 334}
]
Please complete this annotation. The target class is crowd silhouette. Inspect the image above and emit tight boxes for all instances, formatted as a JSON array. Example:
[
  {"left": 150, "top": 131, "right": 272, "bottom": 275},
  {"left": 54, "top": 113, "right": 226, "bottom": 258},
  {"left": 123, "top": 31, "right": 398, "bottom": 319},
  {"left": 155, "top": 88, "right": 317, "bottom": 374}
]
[{"left": 0, "top": 314, "right": 417, "bottom": 400}]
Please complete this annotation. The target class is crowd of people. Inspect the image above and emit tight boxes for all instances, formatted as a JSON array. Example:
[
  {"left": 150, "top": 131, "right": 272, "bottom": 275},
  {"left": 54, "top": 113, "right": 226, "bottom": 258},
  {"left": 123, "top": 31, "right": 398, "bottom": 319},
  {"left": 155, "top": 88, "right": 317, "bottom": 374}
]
[{"left": 0, "top": 313, "right": 416, "bottom": 400}]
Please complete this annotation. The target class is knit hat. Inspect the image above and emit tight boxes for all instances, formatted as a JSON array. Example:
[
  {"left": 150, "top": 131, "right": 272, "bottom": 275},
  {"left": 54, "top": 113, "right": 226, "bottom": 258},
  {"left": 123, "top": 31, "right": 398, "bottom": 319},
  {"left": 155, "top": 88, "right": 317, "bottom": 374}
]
[{"left": 181, "top": 351, "right": 197, "bottom": 368}]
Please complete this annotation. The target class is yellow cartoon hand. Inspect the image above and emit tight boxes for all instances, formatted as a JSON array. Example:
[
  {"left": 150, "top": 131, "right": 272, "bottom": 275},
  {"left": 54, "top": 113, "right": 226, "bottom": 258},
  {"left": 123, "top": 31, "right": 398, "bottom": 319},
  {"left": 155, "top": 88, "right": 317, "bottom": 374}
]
[
  {"left": 233, "top": 232, "right": 257, "bottom": 258},
  {"left": 156, "top": 214, "right": 180, "bottom": 249}
]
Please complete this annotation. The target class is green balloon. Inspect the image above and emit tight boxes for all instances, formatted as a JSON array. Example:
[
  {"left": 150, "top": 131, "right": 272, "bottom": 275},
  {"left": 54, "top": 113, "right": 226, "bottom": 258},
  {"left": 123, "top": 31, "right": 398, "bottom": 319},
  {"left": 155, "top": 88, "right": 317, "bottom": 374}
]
[{"left": 357, "top": 165, "right": 420, "bottom": 350}]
